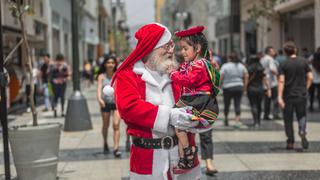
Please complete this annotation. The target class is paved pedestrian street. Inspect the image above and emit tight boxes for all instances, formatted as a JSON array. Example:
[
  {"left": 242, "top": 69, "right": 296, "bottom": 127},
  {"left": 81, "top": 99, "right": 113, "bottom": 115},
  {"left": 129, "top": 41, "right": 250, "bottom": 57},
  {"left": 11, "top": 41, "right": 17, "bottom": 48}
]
[{"left": 1, "top": 86, "right": 320, "bottom": 180}]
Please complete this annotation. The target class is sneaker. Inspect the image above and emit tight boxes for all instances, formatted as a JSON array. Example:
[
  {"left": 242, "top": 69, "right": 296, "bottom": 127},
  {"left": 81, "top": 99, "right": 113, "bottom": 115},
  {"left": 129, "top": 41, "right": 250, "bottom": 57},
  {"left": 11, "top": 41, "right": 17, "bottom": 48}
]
[
  {"left": 42, "top": 108, "right": 49, "bottom": 112},
  {"left": 233, "top": 122, "right": 241, "bottom": 129},
  {"left": 286, "top": 143, "right": 294, "bottom": 150},
  {"left": 300, "top": 134, "right": 309, "bottom": 149},
  {"left": 26, "top": 107, "right": 31, "bottom": 113},
  {"left": 254, "top": 123, "right": 261, "bottom": 128},
  {"left": 263, "top": 116, "right": 272, "bottom": 121}
]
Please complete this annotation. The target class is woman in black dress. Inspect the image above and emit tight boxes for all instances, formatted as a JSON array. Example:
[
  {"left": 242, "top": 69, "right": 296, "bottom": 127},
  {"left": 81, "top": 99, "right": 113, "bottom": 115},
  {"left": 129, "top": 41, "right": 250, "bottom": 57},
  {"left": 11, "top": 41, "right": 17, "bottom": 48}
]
[{"left": 246, "top": 55, "right": 271, "bottom": 127}]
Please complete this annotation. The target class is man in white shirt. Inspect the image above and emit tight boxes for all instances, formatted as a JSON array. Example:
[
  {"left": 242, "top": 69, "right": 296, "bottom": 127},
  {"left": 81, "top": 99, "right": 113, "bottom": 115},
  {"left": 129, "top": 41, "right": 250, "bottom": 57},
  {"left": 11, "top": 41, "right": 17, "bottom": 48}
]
[{"left": 261, "top": 46, "right": 280, "bottom": 120}]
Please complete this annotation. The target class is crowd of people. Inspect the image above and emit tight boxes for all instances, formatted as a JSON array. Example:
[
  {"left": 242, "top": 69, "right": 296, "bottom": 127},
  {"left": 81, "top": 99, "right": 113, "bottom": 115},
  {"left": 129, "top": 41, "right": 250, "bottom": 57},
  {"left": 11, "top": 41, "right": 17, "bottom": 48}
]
[
  {"left": 216, "top": 44, "right": 319, "bottom": 150},
  {"left": 18, "top": 22, "right": 320, "bottom": 179},
  {"left": 23, "top": 53, "right": 71, "bottom": 117}
]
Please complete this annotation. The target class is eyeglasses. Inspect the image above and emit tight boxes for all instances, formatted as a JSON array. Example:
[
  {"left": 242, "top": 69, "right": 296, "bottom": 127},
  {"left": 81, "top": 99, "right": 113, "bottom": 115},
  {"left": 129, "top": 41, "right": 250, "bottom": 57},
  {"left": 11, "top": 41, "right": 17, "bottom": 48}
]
[{"left": 159, "top": 40, "right": 175, "bottom": 52}]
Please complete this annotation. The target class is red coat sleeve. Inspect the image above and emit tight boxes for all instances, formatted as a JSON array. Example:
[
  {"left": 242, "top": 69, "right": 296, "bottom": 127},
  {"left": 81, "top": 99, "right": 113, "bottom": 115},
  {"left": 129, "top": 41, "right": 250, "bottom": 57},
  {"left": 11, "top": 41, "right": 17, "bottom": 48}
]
[
  {"left": 114, "top": 69, "right": 171, "bottom": 133},
  {"left": 170, "top": 60, "right": 205, "bottom": 88}
]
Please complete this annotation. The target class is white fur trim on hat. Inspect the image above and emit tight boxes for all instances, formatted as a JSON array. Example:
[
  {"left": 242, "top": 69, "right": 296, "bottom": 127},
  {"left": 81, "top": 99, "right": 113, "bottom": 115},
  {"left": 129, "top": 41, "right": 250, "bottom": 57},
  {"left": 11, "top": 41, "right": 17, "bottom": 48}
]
[{"left": 153, "top": 23, "right": 172, "bottom": 49}]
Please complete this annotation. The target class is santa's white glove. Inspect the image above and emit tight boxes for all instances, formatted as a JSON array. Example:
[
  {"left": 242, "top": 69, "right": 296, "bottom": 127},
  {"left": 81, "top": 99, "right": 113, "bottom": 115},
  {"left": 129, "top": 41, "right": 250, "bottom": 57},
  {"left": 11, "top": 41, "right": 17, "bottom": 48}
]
[{"left": 170, "top": 107, "right": 199, "bottom": 129}]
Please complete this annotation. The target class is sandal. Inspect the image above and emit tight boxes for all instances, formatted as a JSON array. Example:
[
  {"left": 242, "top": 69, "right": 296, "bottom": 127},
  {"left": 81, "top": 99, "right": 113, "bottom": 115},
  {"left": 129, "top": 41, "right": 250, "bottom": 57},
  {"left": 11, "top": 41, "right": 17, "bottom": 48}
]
[
  {"left": 173, "top": 146, "right": 198, "bottom": 174},
  {"left": 113, "top": 149, "right": 122, "bottom": 158}
]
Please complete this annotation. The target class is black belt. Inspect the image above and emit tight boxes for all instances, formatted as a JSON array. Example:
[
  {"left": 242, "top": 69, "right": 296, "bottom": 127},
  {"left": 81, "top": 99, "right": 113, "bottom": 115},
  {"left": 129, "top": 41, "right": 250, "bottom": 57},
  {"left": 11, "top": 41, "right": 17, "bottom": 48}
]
[{"left": 132, "top": 135, "right": 178, "bottom": 149}]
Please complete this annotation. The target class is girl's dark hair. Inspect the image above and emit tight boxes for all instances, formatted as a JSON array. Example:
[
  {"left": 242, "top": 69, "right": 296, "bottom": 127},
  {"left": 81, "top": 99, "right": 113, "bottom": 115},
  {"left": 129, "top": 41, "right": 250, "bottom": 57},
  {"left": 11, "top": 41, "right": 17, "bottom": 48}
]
[
  {"left": 312, "top": 52, "right": 320, "bottom": 73},
  {"left": 97, "top": 55, "right": 117, "bottom": 76},
  {"left": 179, "top": 32, "right": 210, "bottom": 60}
]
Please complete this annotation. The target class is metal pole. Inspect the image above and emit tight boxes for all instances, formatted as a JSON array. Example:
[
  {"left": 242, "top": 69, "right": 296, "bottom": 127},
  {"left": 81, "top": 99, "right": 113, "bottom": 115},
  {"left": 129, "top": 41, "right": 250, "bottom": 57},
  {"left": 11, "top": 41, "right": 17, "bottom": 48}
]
[
  {"left": 72, "top": 0, "right": 80, "bottom": 91},
  {"left": 64, "top": 0, "right": 92, "bottom": 131},
  {"left": 112, "top": 4, "right": 117, "bottom": 54},
  {"left": 0, "top": 1, "right": 11, "bottom": 179}
]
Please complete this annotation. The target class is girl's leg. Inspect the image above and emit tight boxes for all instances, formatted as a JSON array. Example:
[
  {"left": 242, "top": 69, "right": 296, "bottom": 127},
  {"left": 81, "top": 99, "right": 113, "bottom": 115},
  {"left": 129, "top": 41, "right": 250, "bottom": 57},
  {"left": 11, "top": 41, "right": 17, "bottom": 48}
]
[
  {"left": 175, "top": 128, "right": 189, "bottom": 158},
  {"left": 112, "top": 110, "right": 121, "bottom": 150},
  {"left": 101, "top": 111, "right": 110, "bottom": 152}
]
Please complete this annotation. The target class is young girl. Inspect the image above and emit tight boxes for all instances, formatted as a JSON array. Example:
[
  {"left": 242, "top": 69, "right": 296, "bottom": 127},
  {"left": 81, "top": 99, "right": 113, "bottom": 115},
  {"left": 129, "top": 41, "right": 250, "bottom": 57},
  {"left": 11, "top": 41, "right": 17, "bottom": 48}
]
[
  {"left": 97, "top": 55, "right": 121, "bottom": 157},
  {"left": 169, "top": 26, "right": 220, "bottom": 174}
]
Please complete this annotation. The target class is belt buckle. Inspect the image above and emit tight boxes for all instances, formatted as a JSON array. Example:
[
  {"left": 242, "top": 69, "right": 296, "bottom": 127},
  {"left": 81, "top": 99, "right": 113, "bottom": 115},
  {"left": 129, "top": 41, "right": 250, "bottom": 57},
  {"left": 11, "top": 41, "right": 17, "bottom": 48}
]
[{"left": 161, "top": 136, "right": 174, "bottom": 149}]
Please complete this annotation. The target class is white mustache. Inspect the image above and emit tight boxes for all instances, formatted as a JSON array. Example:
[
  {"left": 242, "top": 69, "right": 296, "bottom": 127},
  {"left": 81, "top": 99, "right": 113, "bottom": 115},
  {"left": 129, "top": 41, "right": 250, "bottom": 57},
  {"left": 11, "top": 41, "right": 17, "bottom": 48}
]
[{"left": 154, "top": 56, "right": 178, "bottom": 74}]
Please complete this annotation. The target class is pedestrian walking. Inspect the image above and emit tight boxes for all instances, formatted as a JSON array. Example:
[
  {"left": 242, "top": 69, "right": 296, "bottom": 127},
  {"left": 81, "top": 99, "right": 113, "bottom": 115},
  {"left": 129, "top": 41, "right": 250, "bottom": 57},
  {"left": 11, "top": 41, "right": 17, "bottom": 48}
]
[
  {"left": 199, "top": 130, "right": 218, "bottom": 176},
  {"left": 23, "top": 64, "right": 38, "bottom": 112},
  {"left": 40, "top": 53, "right": 53, "bottom": 111},
  {"left": 96, "top": 55, "right": 121, "bottom": 157},
  {"left": 83, "top": 60, "right": 94, "bottom": 88},
  {"left": 51, "top": 53, "right": 70, "bottom": 117},
  {"left": 278, "top": 41, "right": 313, "bottom": 150},
  {"left": 220, "top": 52, "right": 249, "bottom": 128},
  {"left": 261, "top": 46, "right": 280, "bottom": 120},
  {"left": 246, "top": 55, "right": 271, "bottom": 127},
  {"left": 309, "top": 49, "right": 320, "bottom": 112}
]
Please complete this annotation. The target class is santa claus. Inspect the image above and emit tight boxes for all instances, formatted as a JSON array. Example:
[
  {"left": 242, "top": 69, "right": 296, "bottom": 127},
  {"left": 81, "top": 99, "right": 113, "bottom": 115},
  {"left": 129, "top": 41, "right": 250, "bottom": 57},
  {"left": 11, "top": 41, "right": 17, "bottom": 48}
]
[{"left": 104, "top": 23, "right": 202, "bottom": 179}]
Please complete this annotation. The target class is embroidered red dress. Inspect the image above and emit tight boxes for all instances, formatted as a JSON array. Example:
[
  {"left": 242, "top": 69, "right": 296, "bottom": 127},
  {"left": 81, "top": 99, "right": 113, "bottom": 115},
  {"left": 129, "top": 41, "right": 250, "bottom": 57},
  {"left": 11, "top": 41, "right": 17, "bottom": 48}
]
[{"left": 171, "top": 59, "right": 220, "bottom": 127}]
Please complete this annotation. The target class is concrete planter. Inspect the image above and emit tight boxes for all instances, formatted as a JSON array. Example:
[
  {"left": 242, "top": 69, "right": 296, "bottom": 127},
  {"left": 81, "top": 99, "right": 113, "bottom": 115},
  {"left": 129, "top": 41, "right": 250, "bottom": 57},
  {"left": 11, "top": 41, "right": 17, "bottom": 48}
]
[{"left": 9, "top": 123, "right": 61, "bottom": 180}]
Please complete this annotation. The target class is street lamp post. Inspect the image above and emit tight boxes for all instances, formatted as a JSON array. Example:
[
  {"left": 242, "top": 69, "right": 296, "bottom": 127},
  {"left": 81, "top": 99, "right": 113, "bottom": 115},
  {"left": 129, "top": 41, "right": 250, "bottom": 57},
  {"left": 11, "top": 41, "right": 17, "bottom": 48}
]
[
  {"left": 0, "top": 1, "right": 11, "bottom": 179},
  {"left": 176, "top": 12, "right": 188, "bottom": 30},
  {"left": 64, "top": 0, "right": 92, "bottom": 131},
  {"left": 111, "top": 2, "right": 117, "bottom": 54}
]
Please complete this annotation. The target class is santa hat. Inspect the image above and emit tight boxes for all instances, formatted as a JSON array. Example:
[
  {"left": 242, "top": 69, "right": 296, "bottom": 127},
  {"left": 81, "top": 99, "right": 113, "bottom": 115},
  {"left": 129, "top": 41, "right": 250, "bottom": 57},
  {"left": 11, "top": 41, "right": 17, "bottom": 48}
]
[{"left": 109, "top": 23, "right": 171, "bottom": 87}]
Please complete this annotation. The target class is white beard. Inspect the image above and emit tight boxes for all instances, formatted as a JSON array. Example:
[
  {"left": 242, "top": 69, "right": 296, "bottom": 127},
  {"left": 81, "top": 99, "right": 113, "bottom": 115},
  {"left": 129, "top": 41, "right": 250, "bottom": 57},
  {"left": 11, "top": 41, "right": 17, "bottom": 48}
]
[{"left": 150, "top": 54, "right": 179, "bottom": 74}]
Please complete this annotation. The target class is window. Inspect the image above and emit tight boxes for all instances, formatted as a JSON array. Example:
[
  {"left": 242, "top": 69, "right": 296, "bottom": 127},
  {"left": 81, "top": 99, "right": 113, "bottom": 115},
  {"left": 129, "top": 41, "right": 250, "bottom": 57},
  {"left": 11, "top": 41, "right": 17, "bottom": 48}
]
[{"left": 40, "top": 1, "right": 43, "bottom": 17}]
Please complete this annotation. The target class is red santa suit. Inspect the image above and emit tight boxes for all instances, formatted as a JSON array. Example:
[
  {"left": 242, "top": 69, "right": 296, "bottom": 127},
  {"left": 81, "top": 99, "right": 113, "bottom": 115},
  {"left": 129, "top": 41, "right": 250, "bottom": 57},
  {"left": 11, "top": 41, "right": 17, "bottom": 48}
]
[{"left": 111, "top": 23, "right": 201, "bottom": 180}]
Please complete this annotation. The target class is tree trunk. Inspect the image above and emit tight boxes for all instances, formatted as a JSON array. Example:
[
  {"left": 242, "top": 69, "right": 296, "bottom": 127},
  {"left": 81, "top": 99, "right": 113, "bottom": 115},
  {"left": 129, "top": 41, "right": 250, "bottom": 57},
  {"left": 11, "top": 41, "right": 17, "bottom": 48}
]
[{"left": 18, "top": 10, "right": 38, "bottom": 126}]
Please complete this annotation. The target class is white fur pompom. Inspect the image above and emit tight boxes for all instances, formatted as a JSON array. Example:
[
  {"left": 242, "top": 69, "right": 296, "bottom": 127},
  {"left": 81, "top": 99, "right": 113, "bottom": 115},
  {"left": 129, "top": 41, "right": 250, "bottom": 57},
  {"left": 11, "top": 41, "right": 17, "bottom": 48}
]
[{"left": 103, "top": 85, "right": 114, "bottom": 96}]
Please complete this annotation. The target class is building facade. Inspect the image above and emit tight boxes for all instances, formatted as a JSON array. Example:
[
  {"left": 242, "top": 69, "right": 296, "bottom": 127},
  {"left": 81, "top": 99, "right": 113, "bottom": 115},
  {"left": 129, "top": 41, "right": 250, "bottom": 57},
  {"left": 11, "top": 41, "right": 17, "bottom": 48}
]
[
  {"left": 215, "top": 0, "right": 241, "bottom": 55},
  {"left": 241, "top": 0, "right": 320, "bottom": 56}
]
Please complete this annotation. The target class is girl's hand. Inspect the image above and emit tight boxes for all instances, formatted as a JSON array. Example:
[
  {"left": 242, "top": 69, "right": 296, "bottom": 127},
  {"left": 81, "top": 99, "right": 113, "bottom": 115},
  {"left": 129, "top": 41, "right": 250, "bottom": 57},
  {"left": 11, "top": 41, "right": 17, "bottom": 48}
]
[{"left": 99, "top": 100, "right": 105, "bottom": 108}]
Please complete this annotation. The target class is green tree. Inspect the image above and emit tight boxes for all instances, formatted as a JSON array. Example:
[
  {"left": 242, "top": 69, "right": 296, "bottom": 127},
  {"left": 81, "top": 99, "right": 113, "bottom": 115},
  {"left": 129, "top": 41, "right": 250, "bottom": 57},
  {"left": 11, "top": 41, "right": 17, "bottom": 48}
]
[
  {"left": 247, "top": 0, "right": 278, "bottom": 50},
  {"left": 8, "top": 0, "right": 38, "bottom": 126}
]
